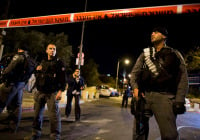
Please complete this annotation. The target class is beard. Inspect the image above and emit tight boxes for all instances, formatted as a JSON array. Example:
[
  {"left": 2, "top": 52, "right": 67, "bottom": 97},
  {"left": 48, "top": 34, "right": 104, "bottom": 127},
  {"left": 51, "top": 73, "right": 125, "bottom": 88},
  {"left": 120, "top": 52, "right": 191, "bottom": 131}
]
[{"left": 151, "top": 38, "right": 165, "bottom": 46}]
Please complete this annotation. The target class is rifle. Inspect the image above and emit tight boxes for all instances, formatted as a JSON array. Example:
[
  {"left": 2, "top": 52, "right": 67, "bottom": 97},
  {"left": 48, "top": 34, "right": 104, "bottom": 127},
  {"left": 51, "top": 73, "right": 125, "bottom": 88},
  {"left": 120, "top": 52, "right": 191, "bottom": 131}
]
[{"left": 131, "top": 93, "right": 149, "bottom": 140}]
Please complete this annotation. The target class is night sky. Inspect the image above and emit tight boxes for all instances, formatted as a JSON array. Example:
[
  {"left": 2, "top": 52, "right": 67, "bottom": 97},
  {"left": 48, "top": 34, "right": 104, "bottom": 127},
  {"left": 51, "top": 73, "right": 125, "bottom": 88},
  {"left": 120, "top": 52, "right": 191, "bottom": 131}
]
[{"left": 1, "top": 0, "right": 200, "bottom": 77}]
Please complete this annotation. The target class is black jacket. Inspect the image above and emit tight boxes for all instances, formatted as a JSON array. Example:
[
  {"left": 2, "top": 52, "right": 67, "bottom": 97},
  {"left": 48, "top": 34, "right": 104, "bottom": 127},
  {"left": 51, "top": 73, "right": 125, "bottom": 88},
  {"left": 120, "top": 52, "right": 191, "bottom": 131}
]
[
  {"left": 2, "top": 52, "right": 27, "bottom": 83},
  {"left": 35, "top": 57, "right": 66, "bottom": 93},
  {"left": 67, "top": 74, "right": 84, "bottom": 96}
]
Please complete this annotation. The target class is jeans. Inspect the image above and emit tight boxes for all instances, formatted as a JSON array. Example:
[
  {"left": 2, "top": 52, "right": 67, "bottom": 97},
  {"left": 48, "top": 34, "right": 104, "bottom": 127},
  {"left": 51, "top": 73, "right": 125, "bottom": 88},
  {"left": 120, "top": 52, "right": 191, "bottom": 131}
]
[
  {"left": 0, "top": 82, "right": 25, "bottom": 131},
  {"left": 32, "top": 91, "right": 61, "bottom": 139}
]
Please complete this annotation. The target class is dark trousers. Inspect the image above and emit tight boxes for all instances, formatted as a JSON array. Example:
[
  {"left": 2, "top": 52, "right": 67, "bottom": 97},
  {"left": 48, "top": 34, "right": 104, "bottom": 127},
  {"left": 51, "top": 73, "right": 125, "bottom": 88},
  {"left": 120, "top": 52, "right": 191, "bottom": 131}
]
[
  {"left": 65, "top": 94, "right": 81, "bottom": 120},
  {"left": 0, "top": 82, "right": 25, "bottom": 132},
  {"left": 122, "top": 95, "right": 128, "bottom": 107},
  {"left": 134, "top": 92, "right": 178, "bottom": 140},
  {"left": 132, "top": 116, "right": 149, "bottom": 140},
  {"left": 132, "top": 97, "right": 149, "bottom": 140},
  {"left": 32, "top": 91, "right": 61, "bottom": 139}
]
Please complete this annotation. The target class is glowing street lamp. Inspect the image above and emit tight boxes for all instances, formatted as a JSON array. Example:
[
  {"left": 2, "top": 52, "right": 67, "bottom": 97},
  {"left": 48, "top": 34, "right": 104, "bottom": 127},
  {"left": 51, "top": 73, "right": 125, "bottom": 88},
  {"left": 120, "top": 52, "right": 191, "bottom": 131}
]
[
  {"left": 115, "top": 58, "right": 130, "bottom": 90},
  {"left": 124, "top": 59, "right": 130, "bottom": 65}
]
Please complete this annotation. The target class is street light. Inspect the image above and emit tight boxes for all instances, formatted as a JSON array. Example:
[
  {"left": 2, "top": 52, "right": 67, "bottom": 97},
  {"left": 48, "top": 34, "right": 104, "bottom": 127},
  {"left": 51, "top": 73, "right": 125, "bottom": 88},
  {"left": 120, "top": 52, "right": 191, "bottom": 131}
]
[
  {"left": 115, "top": 58, "right": 130, "bottom": 90},
  {"left": 78, "top": 0, "right": 87, "bottom": 70}
]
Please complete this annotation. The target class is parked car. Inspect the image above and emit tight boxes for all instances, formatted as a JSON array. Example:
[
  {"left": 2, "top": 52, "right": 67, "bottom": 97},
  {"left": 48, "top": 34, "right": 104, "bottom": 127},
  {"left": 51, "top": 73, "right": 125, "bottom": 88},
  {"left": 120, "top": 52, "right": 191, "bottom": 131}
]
[
  {"left": 109, "top": 87, "right": 119, "bottom": 97},
  {"left": 96, "top": 85, "right": 119, "bottom": 97}
]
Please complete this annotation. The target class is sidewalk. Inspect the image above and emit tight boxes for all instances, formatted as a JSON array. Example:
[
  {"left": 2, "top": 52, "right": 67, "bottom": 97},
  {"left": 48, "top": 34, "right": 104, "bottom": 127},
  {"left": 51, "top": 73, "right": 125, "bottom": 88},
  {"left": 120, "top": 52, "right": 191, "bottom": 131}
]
[
  {"left": 21, "top": 90, "right": 71, "bottom": 112},
  {"left": 3, "top": 86, "right": 98, "bottom": 113}
]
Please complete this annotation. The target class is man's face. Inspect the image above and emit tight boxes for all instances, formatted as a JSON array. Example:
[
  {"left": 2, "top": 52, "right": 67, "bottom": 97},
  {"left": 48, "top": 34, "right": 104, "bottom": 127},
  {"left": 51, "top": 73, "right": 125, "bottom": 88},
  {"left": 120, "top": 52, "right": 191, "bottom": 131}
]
[
  {"left": 74, "top": 69, "right": 80, "bottom": 77},
  {"left": 46, "top": 44, "right": 56, "bottom": 57},
  {"left": 151, "top": 31, "right": 166, "bottom": 44}
]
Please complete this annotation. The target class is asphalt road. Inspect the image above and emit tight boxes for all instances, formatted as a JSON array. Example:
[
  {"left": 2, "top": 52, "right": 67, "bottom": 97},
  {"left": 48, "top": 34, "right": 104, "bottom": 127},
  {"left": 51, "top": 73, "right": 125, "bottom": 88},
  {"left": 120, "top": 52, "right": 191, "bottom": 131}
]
[{"left": 0, "top": 97, "right": 200, "bottom": 140}]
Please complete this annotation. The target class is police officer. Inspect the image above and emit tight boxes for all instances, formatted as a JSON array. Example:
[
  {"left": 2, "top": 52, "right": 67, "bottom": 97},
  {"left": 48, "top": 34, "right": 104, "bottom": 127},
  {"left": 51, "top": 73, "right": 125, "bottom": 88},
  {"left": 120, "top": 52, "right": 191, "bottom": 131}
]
[
  {"left": 27, "top": 44, "right": 66, "bottom": 140},
  {"left": 121, "top": 86, "right": 131, "bottom": 108},
  {"left": 65, "top": 68, "right": 84, "bottom": 121},
  {"left": 130, "top": 27, "right": 188, "bottom": 140},
  {"left": 0, "top": 44, "right": 33, "bottom": 133}
]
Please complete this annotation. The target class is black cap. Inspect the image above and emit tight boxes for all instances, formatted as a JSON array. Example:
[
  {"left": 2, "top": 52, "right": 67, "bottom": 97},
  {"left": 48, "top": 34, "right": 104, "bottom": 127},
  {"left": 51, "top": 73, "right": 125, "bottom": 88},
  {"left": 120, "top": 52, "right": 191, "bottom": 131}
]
[{"left": 152, "top": 26, "right": 168, "bottom": 37}]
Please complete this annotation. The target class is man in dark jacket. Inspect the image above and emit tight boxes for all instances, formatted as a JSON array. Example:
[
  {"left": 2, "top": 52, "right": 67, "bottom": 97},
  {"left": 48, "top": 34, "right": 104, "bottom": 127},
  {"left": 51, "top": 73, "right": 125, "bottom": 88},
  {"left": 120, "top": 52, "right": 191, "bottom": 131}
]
[
  {"left": 0, "top": 44, "right": 34, "bottom": 133},
  {"left": 122, "top": 86, "right": 131, "bottom": 108},
  {"left": 65, "top": 68, "right": 84, "bottom": 121},
  {"left": 130, "top": 27, "right": 188, "bottom": 140},
  {"left": 29, "top": 44, "right": 66, "bottom": 140}
]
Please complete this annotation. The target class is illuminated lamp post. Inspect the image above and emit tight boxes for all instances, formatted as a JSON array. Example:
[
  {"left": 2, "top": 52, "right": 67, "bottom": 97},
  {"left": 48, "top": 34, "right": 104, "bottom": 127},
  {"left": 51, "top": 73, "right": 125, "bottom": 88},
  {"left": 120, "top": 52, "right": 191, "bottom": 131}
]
[{"left": 115, "top": 58, "right": 130, "bottom": 91}]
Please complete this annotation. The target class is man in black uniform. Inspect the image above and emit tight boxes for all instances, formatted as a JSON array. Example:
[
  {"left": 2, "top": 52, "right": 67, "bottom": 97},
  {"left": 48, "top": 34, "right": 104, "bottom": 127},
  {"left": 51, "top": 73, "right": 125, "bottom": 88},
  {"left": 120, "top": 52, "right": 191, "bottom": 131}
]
[
  {"left": 121, "top": 86, "right": 131, "bottom": 108},
  {"left": 0, "top": 44, "right": 34, "bottom": 133},
  {"left": 65, "top": 68, "right": 84, "bottom": 121},
  {"left": 29, "top": 44, "right": 66, "bottom": 140},
  {"left": 130, "top": 27, "right": 188, "bottom": 140}
]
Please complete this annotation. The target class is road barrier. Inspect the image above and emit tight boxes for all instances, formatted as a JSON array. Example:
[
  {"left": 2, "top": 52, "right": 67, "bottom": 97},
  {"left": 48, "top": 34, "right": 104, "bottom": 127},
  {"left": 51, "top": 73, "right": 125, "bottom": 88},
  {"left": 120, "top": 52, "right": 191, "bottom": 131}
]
[
  {"left": 193, "top": 103, "right": 200, "bottom": 112},
  {"left": 81, "top": 86, "right": 98, "bottom": 100}
]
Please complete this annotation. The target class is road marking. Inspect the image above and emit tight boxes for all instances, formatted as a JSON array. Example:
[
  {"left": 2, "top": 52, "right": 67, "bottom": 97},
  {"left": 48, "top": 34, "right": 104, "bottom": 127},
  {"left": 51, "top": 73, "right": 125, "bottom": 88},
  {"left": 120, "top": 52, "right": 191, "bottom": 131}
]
[
  {"left": 81, "top": 119, "right": 113, "bottom": 123},
  {"left": 98, "top": 129, "right": 110, "bottom": 134},
  {"left": 155, "top": 126, "right": 200, "bottom": 140},
  {"left": 177, "top": 125, "right": 200, "bottom": 130}
]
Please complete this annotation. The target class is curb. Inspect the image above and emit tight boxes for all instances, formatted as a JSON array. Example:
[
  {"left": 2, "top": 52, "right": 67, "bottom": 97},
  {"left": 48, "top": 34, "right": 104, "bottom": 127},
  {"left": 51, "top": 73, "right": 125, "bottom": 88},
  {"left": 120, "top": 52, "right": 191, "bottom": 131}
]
[{"left": 21, "top": 100, "right": 85, "bottom": 113}]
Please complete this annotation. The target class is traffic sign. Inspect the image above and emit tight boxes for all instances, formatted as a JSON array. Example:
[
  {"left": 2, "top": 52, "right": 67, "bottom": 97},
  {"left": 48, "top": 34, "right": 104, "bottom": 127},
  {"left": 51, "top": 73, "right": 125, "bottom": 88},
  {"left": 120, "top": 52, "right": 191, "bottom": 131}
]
[
  {"left": 77, "top": 52, "right": 84, "bottom": 58},
  {"left": 76, "top": 58, "right": 84, "bottom": 66}
]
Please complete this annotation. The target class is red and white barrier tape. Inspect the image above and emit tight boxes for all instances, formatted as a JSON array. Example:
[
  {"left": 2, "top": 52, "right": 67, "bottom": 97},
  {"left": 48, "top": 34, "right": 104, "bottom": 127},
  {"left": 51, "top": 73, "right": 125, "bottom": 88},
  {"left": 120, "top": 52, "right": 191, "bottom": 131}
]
[{"left": 0, "top": 3, "right": 199, "bottom": 28}]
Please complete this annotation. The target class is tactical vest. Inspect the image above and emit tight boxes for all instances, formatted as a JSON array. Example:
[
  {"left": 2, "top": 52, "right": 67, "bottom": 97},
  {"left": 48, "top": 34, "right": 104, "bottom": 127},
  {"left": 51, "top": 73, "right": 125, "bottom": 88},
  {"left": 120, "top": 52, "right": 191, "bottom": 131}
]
[
  {"left": 35, "top": 58, "right": 62, "bottom": 93},
  {"left": 140, "top": 47, "right": 181, "bottom": 93}
]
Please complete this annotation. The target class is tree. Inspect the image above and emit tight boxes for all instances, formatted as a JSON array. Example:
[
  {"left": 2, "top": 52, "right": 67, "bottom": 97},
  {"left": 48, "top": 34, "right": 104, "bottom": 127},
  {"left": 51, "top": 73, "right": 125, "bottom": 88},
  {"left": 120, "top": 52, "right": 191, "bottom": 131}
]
[
  {"left": 4, "top": 28, "right": 46, "bottom": 59},
  {"left": 3, "top": 28, "right": 73, "bottom": 70},
  {"left": 185, "top": 46, "right": 200, "bottom": 73},
  {"left": 81, "top": 58, "right": 101, "bottom": 86},
  {"left": 99, "top": 74, "right": 116, "bottom": 88}
]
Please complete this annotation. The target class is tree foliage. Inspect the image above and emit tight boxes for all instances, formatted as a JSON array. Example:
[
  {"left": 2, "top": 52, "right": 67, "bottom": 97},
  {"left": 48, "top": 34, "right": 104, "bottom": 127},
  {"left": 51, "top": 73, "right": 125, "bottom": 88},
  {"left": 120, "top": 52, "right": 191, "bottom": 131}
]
[
  {"left": 185, "top": 46, "right": 200, "bottom": 73},
  {"left": 81, "top": 58, "right": 101, "bottom": 86},
  {"left": 99, "top": 74, "right": 116, "bottom": 88},
  {"left": 3, "top": 28, "right": 73, "bottom": 70}
]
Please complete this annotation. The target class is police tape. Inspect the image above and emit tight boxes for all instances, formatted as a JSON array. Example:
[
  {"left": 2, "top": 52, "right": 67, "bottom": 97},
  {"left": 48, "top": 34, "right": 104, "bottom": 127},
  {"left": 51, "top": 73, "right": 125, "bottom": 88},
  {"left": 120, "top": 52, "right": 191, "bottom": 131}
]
[{"left": 0, "top": 3, "right": 199, "bottom": 28}]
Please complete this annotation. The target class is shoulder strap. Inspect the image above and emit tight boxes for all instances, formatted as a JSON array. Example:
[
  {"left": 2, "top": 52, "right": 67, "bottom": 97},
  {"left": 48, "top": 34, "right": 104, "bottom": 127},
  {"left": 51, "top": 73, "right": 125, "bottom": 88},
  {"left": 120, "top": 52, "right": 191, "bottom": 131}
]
[{"left": 143, "top": 47, "right": 159, "bottom": 77}]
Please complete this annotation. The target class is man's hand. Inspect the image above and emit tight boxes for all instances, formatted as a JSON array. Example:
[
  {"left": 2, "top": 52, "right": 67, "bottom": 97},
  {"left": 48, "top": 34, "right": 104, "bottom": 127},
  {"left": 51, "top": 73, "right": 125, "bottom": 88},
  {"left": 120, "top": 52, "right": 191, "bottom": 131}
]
[
  {"left": 173, "top": 102, "right": 186, "bottom": 114},
  {"left": 36, "top": 65, "right": 42, "bottom": 71},
  {"left": 133, "top": 88, "right": 139, "bottom": 100},
  {"left": 80, "top": 86, "right": 84, "bottom": 90},
  {"left": 56, "top": 90, "right": 62, "bottom": 100}
]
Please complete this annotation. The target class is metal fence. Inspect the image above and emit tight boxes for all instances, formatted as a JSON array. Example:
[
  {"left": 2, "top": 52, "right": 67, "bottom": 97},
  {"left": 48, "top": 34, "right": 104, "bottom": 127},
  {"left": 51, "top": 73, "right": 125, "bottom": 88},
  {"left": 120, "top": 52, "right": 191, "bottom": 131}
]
[{"left": 188, "top": 74, "right": 200, "bottom": 86}]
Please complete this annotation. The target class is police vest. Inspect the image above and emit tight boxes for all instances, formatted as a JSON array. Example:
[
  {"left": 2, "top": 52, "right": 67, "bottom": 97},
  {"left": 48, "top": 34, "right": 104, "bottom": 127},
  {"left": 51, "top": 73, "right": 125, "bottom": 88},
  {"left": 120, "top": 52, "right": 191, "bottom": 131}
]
[
  {"left": 35, "top": 58, "right": 63, "bottom": 93},
  {"left": 140, "top": 47, "right": 181, "bottom": 93}
]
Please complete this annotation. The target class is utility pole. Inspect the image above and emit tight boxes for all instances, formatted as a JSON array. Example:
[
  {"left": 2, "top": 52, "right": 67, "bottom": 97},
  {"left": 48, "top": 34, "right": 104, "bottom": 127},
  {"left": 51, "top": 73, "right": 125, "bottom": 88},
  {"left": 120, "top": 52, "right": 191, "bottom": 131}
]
[
  {"left": 78, "top": 0, "right": 88, "bottom": 70},
  {"left": 115, "top": 59, "right": 120, "bottom": 90},
  {"left": 0, "top": 0, "right": 10, "bottom": 60}
]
